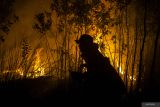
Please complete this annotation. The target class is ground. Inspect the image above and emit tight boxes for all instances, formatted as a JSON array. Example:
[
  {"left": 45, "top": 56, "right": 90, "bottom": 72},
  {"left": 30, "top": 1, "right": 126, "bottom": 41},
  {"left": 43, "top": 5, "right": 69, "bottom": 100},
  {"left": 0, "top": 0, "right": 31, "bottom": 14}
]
[{"left": 0, "top": 76, "right": 158, "bottom": 107}]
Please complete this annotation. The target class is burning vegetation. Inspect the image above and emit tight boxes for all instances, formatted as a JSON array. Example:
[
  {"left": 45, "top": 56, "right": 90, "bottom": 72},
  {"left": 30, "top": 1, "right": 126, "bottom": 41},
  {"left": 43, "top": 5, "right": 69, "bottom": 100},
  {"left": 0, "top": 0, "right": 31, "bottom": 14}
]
[{"left": 0, "top": 0, "right": 160, "bottom": 96}]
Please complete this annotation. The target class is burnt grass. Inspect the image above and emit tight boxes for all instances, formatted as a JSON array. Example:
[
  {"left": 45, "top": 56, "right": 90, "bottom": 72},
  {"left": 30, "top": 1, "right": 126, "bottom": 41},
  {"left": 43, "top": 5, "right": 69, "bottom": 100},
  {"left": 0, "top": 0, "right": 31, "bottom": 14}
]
[{"left": 0, "top": 76, "right": 159, "bottom": 107}]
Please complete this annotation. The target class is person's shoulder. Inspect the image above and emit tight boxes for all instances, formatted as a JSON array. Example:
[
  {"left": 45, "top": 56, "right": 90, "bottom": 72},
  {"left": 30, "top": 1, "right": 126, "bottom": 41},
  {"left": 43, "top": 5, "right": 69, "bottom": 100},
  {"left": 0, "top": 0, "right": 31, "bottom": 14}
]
[
  {"left": 102, "top": 56, "right": 111, "bottom": 65},
  {"left": 105, "top": 57, "right": 110, "bottom": 61},
  {"left": 92, "top": 43, "right": 99, "bottom": 49}
]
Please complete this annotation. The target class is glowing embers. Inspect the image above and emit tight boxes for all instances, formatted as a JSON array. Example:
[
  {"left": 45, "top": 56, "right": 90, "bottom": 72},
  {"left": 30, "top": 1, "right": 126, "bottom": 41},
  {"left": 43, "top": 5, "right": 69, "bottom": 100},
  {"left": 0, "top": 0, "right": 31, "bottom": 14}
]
[
  {"left": 16, "top": 68, "right": 24, "bottom": 76},
  {"left": 81, "top": 60, "right": 87, "bottom": 73},
  {"left": 129, "top": 76, "right": 136, "bottom": 81},
  {"left": 82, "top": 67, "right": 87, "bottom": 73}
]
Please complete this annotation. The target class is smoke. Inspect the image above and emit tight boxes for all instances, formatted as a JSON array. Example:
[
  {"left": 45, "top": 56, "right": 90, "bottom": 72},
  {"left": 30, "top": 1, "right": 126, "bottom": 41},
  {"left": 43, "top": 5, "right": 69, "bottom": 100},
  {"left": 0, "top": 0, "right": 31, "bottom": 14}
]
[{"left": 5, "top": 0, "right": 51, "bottom": 48}]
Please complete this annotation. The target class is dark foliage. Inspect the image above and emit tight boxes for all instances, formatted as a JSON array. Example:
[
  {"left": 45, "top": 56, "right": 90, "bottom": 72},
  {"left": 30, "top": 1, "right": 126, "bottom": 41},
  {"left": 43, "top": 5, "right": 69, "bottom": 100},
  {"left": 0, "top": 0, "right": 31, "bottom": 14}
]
[
  {"left": 50, "top": 0, "right": 120, "bottom": 35},
  {"left": 33, "top": 12, "right": 52, "bottom": 35},
  {"left": 0, "top": 0, "right": 19, "bottom": 43}
]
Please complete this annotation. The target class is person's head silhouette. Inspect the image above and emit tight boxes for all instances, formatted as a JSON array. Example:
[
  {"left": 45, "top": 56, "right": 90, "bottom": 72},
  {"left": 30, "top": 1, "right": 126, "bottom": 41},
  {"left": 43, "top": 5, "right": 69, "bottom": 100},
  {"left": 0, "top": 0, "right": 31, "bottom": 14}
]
[
  {"left": 76, "top": 34, "right": 99, "bottom": 52},
  {"left": 75, "top": 34, "right": 93, "bottom": 45}
]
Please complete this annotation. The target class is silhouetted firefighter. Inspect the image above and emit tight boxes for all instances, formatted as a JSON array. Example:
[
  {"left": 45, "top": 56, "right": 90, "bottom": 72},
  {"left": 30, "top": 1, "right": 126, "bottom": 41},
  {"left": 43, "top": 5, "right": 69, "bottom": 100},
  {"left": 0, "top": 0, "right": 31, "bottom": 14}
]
[{"left": 73, "top": 34, "right": 126, "bottom": 103}]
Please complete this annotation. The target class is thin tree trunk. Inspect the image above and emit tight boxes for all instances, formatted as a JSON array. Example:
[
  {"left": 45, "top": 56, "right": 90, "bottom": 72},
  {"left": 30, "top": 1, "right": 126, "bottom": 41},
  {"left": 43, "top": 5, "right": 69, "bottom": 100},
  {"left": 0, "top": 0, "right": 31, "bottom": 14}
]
[
  {"left": 149, "top": 21, "right": 160, "bottom": 86},
  {"left": 64, "top": 18, "right": 67, "bottom": 78},
  {"left": 130, "top": 17, "right": 138, "bottom": 92},
  {"left": 77, "top": 28, "right": 83, "bottom": 72},
  {"left": 125, "top": 4, "right": 129, "bottom": 91},
  {"left": 114, "top": 32, "right": 117, "bottom": 67},
  {"left": 137, "top": 0, "right": 147, "bottom": 91},
  {"left": 75, "top": 27, "right": 79, "bottom": 72},
  {"left": 118, "top": 12, "right": 122, "bottom": 75}
]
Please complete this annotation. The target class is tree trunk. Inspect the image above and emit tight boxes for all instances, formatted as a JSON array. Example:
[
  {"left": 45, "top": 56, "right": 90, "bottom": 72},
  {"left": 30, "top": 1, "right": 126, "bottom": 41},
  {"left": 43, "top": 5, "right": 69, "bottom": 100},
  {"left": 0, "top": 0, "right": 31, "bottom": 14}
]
[
  {"left": 137, "top": 0, "right": 147, "bottom": 91},
  {"left": 149, "top": 21, "right": 160, "bottom": 86}
]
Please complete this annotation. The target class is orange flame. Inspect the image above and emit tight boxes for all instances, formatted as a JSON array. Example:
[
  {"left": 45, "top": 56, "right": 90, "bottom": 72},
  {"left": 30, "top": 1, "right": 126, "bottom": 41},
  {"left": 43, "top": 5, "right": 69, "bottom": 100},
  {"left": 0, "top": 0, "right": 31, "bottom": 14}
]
[{"left": 32, "top": 48, "right": 45, "bottom": 78}]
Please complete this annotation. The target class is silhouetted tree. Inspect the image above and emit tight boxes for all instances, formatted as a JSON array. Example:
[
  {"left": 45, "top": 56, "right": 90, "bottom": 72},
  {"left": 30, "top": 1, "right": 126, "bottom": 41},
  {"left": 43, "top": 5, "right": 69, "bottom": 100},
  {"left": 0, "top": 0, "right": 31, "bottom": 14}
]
[
  {"left": 33, "top": 12, "right": 52, "bottom": 35},
  {"left": 0, "top": 0, "right": 18, "bottom": 43}
]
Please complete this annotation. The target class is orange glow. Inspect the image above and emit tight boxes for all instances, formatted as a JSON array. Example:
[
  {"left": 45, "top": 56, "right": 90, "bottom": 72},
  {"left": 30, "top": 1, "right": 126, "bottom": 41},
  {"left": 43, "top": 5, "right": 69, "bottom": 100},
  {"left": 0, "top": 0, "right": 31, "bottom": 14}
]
[
  {"left": 2, "top": 48, "right": 46, "bottom": 79},
  {"left": 92, "top": 29, "right": 137, "bottom": 85},
  {"left": 32, "top": 48, "right": 45, "bottom": 78},
  {"left": 16, "top": 68, "right": 24, "bottom": 76}
]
